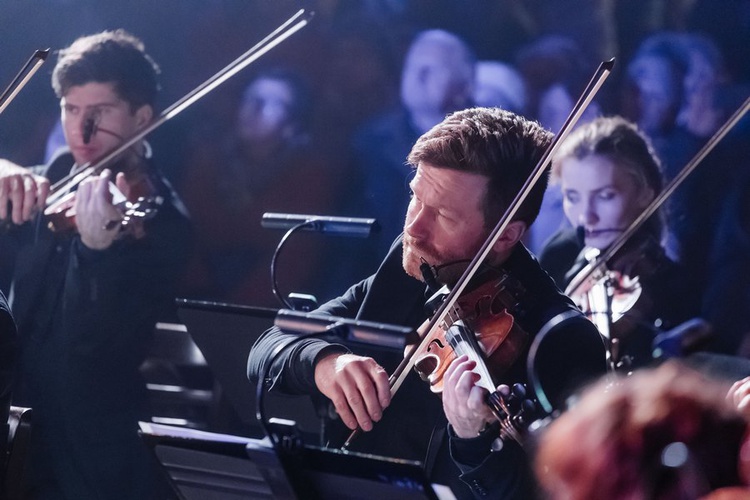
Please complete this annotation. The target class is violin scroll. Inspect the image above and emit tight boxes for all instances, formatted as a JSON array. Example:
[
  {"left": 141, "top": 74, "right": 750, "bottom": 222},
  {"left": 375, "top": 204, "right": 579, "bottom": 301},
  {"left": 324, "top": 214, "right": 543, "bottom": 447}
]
[{"left": 487, "top": 383, "right": 544, "bottom": 446}]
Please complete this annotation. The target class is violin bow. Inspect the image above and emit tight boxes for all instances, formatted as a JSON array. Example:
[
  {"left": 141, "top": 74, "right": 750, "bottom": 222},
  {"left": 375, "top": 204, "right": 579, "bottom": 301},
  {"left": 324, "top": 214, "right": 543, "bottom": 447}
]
[
  {"left": 45, "top": 8, "right": 313, "bottom": 206},
  {"left": 565, "top": 95, "right": 750, "bottom": 298},
  {"left": 0, "top": 49, "right": 49, "bottom": 116},
  {"left": 342, "top": 58, "right": 615, "bottom": 449}
]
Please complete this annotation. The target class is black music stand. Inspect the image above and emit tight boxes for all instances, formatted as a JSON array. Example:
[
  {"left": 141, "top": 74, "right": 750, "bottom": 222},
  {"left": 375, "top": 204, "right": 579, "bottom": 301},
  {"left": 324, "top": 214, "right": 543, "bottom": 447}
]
[
  {"left": 139, "top": 422, "right": 445, "bottom": 500},
  {"left": 177, "top": 299, "right": 414, "bottom": 439},
  {"left": 176, "top": 299, "right": 321, "bottom": 438}
]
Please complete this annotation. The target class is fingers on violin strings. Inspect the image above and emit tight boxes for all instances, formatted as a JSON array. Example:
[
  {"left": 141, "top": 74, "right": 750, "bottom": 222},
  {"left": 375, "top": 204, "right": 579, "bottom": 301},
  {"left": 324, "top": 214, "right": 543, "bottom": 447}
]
[
  {"left": 10, "top": 176, "right": 27, "bottom": 224},
  {"left": 444, "top": 355, "right": 474, "bottom": 382},
  {"left": 36, "top": 176, "right": 50, "bottom": 208},
  {"left": 94, "top": 170, "right": 114, "bottom": 203},
  {"left": 75, "top": 178, "right": 93, "bottom": 212},
  {"left": 21, "top": 174, "right": 41, "bottom": 221},
  {"left": 730, "top": 377, "right": 750, "bottom": 410},
  {"left": 114, "top": 171, "right": 131, "bottom": 199},
  {"left": 0, "top": 177, "right": 15, "bottom": 221}
]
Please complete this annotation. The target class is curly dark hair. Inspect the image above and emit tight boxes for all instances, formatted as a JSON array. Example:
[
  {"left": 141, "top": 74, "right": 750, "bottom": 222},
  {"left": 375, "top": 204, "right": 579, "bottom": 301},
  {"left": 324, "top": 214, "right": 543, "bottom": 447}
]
[{"left": 52, "top": 29, "right": 160, "bottom": 111}]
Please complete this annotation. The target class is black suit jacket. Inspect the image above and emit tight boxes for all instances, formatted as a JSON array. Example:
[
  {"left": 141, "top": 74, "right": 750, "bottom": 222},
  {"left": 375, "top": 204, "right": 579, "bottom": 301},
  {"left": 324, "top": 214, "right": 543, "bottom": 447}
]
[
  {"left": 249, "top": 237, "right": 606, "bottom": 499},
  {"left": 7, "top": 148, "right": 191, "bottom": 499},
  {"left": 0, "top": 290, "right": 16, "bottom": 461}
]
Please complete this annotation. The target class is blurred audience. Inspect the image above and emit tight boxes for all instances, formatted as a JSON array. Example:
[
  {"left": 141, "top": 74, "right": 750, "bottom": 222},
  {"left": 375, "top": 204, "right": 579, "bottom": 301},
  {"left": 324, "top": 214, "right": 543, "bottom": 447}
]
[
  {"left": 620, "top": 31, "right": 750, "bottom": 356},
  {"left": 621, "top": 33, "right": 688, "bottom": 156},
  {"left": 536, "top": 361, "right": 750, "bottom": 499},
  {"left": 515, "top": 35, "right": 602, "bottom": 254},
  {"left": 473, "top": 60, "right": 527, "bottom": 113},
  {"left": 179, "top": 68, "right": 338, "bottom": 307},
  {"left": 675, "top": 33, "right": 730, "bottom": 139},
  {"left": 348, "top": 29, "right": 476, "bottom": 264},
  {"left": 702, "top": 142, "right": 750, "bottom": 355}
]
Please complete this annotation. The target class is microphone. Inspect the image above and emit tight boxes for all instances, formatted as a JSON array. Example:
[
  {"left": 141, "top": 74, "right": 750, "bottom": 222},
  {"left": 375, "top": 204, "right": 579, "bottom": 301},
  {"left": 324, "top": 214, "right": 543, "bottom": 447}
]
[
  {"left": 420, "top": 258, "right": 441, "bottom": 293},
  {"left": 274, "top": 309, "right": 413, "bottom": 350},
  {"left": 261, "top": 212, "right": 379, "bottom": 238},
  {"left": 652, "top": 318, "right": 714, "bottom": 359},
  {"left": 82, "top": 115, "right": 97, "bottom": 144},
  {"left": 575, "top": 225, "right": 585, "bottom": 245}
]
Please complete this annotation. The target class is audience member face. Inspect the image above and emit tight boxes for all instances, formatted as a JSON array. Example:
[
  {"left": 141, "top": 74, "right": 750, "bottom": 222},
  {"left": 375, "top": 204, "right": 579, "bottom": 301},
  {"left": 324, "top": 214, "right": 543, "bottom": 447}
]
[
  {"left": 626, "top": 54, "right": 681, "bottom": 136},
  {"left": 473, "top": 61, "right": 526, "bottom": 113},
  {"left": 400, "top": 37, "right": 473, "bottom": 117},
  {"left": 237, "top": 77, "right": 296, "bottom": 144},
  {"left": 61, "top": 82, "right": 151, "bottom": 166},
  {"left": 403, "top": 162, "right": 489, "bottom": 284},
  {"left": 560, "top": 154, "right": 654, "bottom": 249},
  {"left": 537, "top": 83, "right": 601, "bottom": 133}
]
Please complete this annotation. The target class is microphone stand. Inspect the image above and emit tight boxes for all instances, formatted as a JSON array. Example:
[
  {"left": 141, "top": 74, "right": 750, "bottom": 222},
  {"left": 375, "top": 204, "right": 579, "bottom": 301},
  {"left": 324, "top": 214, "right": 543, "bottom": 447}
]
[
  {"left": 263, "top": 212, "right": 380, "bottom": 310},
  {"left": 270, "top": 221, "right": 316, "bottom": 309}
]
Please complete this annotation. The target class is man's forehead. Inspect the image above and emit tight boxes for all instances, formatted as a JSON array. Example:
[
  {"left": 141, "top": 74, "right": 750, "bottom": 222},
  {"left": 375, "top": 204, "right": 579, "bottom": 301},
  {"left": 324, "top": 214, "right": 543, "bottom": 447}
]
[
  {"left": 61, "top": 82, "right": 123, "bottom": 106},
  {"left": 413, "top": 162, "right": 487, "bottom": 205}
]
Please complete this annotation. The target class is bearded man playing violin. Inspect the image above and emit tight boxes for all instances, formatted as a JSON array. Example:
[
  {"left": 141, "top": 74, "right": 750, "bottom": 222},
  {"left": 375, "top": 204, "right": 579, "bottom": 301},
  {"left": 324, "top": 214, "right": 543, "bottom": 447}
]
[
  {"left": 0, "top": 30, "right": 190, "bottom": 499},
  {"left": 249, "top": 107, "right": 606, "bottom": 499}
]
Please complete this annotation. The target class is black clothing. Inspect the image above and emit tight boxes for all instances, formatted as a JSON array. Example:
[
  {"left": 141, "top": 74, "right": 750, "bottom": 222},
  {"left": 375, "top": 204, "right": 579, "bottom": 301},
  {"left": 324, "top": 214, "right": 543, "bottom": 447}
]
[
  {"left": 704, "top": 164, "right": 750, "bottom": 354},
  {"left": 249, "top": 237, "right": 606, "bottom": 498},
  {"left": 539, "top": 227, "right": 699, "bottom": 368},
  {"left": 7, "top": 148, "right": 191, "bottom": 499},
  {"left": 0, "top": 290, "right": 16, "bottom": 462}
]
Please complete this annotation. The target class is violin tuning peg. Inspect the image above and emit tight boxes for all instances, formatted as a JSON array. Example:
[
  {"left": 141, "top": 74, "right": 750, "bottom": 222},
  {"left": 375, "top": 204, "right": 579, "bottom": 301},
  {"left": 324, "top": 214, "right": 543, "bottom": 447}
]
[
  {"left": 496, "top": 384, "right": 511, "bottom": 398},
  {"left": 512, "top": 383, "right": 526, "bottom": 399},
  {"left": 521, "top": 399, "right": 537, "bottom": 414}
]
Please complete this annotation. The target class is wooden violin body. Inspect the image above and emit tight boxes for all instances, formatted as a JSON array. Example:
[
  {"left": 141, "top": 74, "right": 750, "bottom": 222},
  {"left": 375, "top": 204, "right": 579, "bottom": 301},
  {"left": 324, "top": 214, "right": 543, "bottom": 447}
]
[
  {"left": 413, "top": 267, "right": 530, "bottom": 393},
  {"left": 43, "top": 152, "right": 163, "bottom": 238}
]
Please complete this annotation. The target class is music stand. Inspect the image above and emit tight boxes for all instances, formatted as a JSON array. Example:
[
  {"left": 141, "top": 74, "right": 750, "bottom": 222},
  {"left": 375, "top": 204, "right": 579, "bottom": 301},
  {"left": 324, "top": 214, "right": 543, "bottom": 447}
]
[
  {"left": 176, "top": 299, "right": 320, "bottom": 438},
  {"left": 177, "top": 299, "right": 415, "bottom": 440},
  {"left": 139, "top": 422, "right": 446, "bottom": 500},
  {"left": 139, "top": 421, "right": 296, "bottom": 499}
]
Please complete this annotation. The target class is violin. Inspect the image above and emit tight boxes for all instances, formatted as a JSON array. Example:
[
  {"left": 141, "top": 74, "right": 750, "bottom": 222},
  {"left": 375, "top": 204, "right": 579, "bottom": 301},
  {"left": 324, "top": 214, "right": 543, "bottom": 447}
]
[
  {"left": 36, "top": 8, "right": 312, "bottom": 236},
  {"left": 413, "top": 267, "right": 540, "bottom": 444},
  {"left": 43, "top": 150, "right": 163, "bottom": 239},
  {"left": 343, "top": 59, "right": 616, "bottom": 449},
  {"left": 565, "top": 96, "right": 750, "bottom": 368},
  {"left": 412, "top": 267, "right": 528, "bottom": 393},
  {"left": 565, "top": 246, "right": 642, "bottom": 370}
]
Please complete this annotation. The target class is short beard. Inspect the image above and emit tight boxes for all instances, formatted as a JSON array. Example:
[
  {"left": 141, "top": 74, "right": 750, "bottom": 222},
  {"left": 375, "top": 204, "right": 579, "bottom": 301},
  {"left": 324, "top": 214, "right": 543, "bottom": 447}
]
[{"left": 402, "top": 236, "right": 469, "bottom": 286}]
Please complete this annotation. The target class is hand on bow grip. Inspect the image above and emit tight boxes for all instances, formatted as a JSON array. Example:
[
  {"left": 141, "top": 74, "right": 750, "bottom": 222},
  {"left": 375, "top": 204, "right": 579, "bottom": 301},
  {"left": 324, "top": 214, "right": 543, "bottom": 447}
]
[
  {"left": 0, "top": 159, "right": 50, "bottom": 225},
  {"left": 313, "top": 352, "right": 391, "bottom": 432}
]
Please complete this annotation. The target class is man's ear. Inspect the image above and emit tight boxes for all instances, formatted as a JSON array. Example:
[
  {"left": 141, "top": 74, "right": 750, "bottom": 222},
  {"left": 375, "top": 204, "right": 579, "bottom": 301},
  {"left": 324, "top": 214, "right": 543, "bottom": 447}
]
[
  {"left": 134, "top": 104, "right": 153, "bottom": 129},
  {"left": 491, "top": 220, "right": 527, "bottom": 253}
]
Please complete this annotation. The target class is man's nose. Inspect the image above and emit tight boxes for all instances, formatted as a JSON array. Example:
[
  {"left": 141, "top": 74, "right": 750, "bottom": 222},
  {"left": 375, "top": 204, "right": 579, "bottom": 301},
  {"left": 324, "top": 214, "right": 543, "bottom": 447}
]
[{"left": 404, "top": 204, "right": 428, "bottom": 237}]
